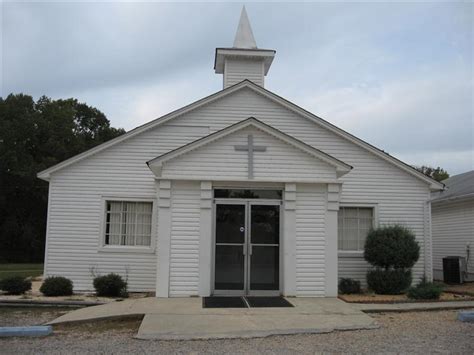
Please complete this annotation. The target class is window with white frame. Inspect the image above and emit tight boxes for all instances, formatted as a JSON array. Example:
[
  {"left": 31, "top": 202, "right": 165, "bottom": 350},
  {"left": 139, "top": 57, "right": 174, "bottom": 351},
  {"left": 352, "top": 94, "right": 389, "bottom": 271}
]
[
  {"left": 104, "top": 201, "right": 153, "bottom": 247},
  {"left": 338, "top": 207, "right": 374, "bottom": 251}
]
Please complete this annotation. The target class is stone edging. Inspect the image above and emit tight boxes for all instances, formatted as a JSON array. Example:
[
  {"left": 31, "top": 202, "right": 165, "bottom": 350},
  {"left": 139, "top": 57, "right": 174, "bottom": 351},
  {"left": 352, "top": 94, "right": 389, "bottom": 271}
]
[{"left": 0, "top": 299, "right": 106, "bottom": 307}]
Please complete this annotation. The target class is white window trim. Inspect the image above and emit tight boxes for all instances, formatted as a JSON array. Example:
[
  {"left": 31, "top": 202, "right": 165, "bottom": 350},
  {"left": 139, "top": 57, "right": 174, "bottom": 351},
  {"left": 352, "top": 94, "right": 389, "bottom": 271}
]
[
  {"left": 338, "top": 202, "right": 378, "bottom": 257},
  {"left": 98, "top": 196, "right": 158, "bottom": 254}
]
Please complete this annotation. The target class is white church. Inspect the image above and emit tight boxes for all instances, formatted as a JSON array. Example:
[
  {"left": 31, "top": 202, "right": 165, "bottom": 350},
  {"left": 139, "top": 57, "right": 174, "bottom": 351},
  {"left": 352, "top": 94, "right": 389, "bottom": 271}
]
[{"left": 38, "top": 8, "right": 443, "bottom": 297}]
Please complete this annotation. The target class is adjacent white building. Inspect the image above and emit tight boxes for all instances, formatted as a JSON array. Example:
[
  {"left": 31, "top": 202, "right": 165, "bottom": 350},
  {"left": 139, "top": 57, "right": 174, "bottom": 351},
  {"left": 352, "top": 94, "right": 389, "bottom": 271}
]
[
  {"left": 38, "top": 8, "right": 443, "bottom": 297},
  {"left": 431, "top": 171, "right": 474, "bottom": 282}
]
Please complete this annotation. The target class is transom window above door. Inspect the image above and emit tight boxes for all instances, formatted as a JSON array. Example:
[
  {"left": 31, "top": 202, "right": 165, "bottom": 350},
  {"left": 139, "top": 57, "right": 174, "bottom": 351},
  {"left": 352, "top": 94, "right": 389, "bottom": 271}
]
[
  {"left": 338, "top": 207, "right": 374, "bottom": 251},
  {"left": 104, "top": 201, "right": 153, "bottom": 247},
  {"left": 214, "top": 189, "right": 282, "bottom": 199}
]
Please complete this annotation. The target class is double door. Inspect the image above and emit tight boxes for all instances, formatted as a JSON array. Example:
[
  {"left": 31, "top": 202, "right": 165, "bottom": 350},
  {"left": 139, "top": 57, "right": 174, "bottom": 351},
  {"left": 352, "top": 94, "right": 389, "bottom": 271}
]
[{"left": 213, "top": 201, "right": 280, "bottom": 295}]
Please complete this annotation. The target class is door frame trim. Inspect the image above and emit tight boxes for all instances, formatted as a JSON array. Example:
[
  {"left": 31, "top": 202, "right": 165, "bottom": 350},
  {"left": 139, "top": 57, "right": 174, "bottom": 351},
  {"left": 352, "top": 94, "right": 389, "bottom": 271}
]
[{"left": 211, "top": 198, "right": 282, "bottom": 296}]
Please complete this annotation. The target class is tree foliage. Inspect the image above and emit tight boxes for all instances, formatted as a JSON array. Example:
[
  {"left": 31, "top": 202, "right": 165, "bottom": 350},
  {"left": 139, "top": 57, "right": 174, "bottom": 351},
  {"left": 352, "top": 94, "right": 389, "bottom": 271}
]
[
  {"left": 0, "top": 93, "right": 125, "bottom": 262},
  {"left": 414, "top": 165, "right": 449, "bottom": 182}
]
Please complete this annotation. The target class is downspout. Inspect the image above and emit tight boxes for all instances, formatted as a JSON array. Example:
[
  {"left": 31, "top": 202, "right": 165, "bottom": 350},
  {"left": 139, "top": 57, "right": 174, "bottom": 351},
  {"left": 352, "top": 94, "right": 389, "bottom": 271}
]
[{"left": 423, "top": 199, "right": 433, "bottom": 281}]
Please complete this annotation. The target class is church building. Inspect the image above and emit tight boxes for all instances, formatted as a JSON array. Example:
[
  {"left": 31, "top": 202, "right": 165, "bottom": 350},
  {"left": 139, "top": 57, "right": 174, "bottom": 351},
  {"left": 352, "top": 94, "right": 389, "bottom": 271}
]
[{"left": 38, "top": 8, "right": 443, "bottom": 297}]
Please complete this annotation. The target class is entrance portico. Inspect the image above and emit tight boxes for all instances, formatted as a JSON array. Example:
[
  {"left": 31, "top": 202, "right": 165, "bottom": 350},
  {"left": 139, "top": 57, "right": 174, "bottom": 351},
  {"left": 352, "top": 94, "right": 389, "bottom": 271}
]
[{"left": 147, "top": 118, "right": 351, "bottom": 298}]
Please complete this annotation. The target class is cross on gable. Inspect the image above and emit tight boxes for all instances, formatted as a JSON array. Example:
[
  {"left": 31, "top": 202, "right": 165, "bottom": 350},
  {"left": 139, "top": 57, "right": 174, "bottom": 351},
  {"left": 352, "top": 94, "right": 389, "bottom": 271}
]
[{"left": 234, "top": 134, "right": 267, "bottom": 179}]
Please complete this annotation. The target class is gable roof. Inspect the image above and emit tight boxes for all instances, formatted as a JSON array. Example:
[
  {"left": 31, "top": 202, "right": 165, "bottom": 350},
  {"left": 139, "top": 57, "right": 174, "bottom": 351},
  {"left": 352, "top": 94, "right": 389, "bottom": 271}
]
[
  {"left": 431, "top": 170, "right": 474, "bottom": 202},
  {"left": 146, "top": 117, "right": 352, "bottom": 178},
  {"left": 37, "top": 80, "right": 444, "bottom": 190}
]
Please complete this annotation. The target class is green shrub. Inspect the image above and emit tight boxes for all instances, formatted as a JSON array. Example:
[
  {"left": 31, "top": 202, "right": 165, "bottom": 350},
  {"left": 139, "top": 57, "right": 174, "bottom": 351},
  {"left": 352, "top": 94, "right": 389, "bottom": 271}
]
[
  {"left": 338, "top": 278, "right": 361, "bottom": 294},
  {"left": 93, "top": 273, "right": 127, "bottom": 297},
  {"left": 407, "top": 276, "right": 443, "bottom": 300},
  {"left": 0, "top": 276, "right": 32, "bottom": 295},
  {"left": 364, "top": 225, "right": 420, "bottom": 269},
  {"left": 367, "top": 268, "right": 412, "bottom": 294},
  {"left": 40, "top": 276, "right": 73, "bottom": 296}
]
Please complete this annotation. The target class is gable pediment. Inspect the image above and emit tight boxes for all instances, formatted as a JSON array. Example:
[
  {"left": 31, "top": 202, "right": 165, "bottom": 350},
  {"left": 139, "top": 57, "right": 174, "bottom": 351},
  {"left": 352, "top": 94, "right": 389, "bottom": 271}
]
[
  {"left": 147, "top": 118, "right": 351, "bottom": 182},
  {"left": 37, "top": 79, "right": 442, "bottom": 190}
]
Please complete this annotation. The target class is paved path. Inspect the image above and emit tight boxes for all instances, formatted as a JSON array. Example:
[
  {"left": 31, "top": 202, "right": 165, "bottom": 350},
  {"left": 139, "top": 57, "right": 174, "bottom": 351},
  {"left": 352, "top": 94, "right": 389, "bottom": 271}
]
[
  {"left": 47, "top": 297, "right": 377, "bottom": 340},
  {"left": 46, "top": 297, "right": 474, "bottom": 340}
]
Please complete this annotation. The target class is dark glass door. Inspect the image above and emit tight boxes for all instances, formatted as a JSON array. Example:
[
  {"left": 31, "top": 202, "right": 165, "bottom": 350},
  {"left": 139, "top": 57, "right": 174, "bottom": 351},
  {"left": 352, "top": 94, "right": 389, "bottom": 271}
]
[
  {"left": 214, "top": 202, "right": 280, "bottom": 295},
  {"left": 214, "top": 204, "right": 246, "bottom": 292},
  {"left": 249, "top": 204, "right": 280, "bottom": 292}
]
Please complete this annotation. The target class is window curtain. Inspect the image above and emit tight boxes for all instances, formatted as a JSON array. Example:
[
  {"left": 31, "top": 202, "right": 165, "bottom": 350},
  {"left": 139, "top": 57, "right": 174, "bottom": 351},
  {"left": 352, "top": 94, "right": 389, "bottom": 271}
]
[
  {"left": 108, "top": 202, "right": 122, "bottom": 245},
  {"left": 135, "top": 203, "right": 152, "bottom": 246},
  {"left": 123, "top": 202, "right": 136, "bottom": 246},
  {"left": 338, "top": 207, "right": 373, "bottom": 251}
]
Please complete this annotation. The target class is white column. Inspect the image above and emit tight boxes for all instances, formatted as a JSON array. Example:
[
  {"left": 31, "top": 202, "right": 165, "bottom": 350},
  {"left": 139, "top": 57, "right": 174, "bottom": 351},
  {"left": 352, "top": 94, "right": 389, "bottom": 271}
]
[
  {"left": 156, "top": 180, "right": 171, "bottom": 297},
  {"left": 199, "top": 181, "right": 213, "bottom": 296},
  {"left": 325, "top": 183, "right": 341, "bottom": 297},
  {"left": 282, "top": 183, "right": 296, "bottom": 296}
]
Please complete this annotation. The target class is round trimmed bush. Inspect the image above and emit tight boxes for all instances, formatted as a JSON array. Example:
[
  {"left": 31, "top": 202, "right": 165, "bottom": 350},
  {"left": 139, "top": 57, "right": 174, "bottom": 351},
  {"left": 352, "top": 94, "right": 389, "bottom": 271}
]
[
  {"left": 367, "top": 268, "right": 412, "bottom": 294},
  {"left": 40, "top": 276, "right": 73, "bottom": 296},
  {"left": 338, "top": 278, "right": 361, "bottom": 294},
  {"left": 407, "top": 276, "right": 443, "bottom": 300},
  {"left": 364, "top": 225, "right": 420, "bottom": 269},
  {"left": 0, "top": 276, "right": 32, "bottom": 295},
  {"left": 93, "top": 273, "right": 127, "bottom": 297}
]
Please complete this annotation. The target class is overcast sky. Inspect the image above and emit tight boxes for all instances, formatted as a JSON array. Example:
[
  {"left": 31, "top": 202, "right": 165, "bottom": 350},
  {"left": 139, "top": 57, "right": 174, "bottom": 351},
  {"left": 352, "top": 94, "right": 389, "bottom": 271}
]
[{"left": 2, "top": 1, "right": 473, "bottom": 174}]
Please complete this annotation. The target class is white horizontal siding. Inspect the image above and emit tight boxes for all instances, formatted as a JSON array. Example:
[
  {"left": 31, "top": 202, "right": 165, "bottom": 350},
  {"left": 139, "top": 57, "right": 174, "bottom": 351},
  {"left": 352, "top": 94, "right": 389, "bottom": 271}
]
[
  {"left": 224, "top": 58, "right": 264, "bottom": 88},
  {"left": 46, "top": 85, "right": 433, "bottom": 293},
  {"left": 163, "top": 126, "right": 336, "bottom": 181},
  {"left": 45, "top": 125, "right": 208, "bottom": 292},
  {"left": 432, "top": 199, "right": 474, "bottom": 280},
  {"left": 295, "top": 184, "right": 327, "bottom": 296},
  {"left": 338, "top": 254, "right": 370, "bottom": 287},
  {"left": 169, "top": 87, "right": 432, "bottom": 286},
  {"left": 169, "top": 181, "right": 201, "bottom": 296}
]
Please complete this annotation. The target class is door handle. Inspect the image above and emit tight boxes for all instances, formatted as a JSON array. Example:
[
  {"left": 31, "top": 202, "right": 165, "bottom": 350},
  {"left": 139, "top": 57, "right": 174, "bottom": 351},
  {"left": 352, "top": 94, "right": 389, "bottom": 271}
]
[
  {"left": 243, "top": 245, "right": 246, "bottom": 256},
  {"left": 249, "top": 244, "right": 253, "bottom": 256}
]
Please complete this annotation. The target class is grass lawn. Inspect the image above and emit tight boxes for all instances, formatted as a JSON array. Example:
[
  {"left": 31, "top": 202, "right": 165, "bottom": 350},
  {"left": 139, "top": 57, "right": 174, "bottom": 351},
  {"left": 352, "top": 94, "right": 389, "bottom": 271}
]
[{"left": 0, "top": 263, "right": 43, "bottom": 280}]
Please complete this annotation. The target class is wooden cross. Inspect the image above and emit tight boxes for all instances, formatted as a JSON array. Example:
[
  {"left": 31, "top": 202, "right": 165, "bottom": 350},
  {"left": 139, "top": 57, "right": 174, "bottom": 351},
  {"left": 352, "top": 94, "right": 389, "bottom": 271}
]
[{"left": 234, "top": 134, "right": 267, "bottom": 179}]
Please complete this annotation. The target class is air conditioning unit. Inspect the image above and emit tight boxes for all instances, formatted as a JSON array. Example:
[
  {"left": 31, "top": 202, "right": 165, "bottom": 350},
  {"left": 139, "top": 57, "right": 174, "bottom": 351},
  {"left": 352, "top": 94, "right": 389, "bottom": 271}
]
[{"left": 443, "top": 256, "right": 466, "bottom": 284}]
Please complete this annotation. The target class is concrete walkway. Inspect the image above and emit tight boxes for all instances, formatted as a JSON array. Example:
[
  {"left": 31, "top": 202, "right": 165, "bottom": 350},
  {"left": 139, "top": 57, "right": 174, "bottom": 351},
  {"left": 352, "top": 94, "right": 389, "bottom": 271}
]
[
  {"left": 47, "top": 297, "right": 377, "bottom": 340},
  {"left": 47, "top": 297, "right": 474, "bottom": 340}
]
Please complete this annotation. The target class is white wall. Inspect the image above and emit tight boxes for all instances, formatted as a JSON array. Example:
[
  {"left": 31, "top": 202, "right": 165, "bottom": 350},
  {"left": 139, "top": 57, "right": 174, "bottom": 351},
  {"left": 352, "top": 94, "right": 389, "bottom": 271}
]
[
  {"left": 169, "top": 181, "right": 201, "bottom": 296},
  {"left": 44, "top": 125, "right": 208, "bottom": 292},
  {"left": 162, "top": 126, "right": 337, "bottom": 182},
  {"left": 170, "top": 87, "right": 432, "bottom": 285},
  {"left": 432, "top": 198, "right": 474, "bottom": 281},
  {"left": 45, "top": 86, "right": 432, "bottom": 292},
  {"left": 295, "top": 184, "right": 327, "bottom": 296},
  {"left": 224, "top": 58, "right": 264, "bottom": 88}
]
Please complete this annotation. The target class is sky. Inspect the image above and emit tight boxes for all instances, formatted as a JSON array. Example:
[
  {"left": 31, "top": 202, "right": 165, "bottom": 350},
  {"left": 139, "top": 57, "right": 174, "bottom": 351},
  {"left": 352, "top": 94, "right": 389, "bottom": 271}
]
[{"left": 2, "top": 1, "right": 473, "bottom": 175}]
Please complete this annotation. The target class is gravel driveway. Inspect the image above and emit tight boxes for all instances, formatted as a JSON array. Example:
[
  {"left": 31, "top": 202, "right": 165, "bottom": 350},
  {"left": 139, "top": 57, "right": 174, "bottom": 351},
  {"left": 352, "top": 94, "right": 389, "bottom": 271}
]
[{"left": 1, "top": 307, "right": 473, "bottom": 354}]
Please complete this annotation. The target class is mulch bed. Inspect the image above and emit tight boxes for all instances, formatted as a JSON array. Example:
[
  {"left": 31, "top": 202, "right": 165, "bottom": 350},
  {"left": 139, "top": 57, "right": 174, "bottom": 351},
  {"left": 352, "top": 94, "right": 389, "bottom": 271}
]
[{"left": 339, "top": 292, "right": 474, "bottom": 304}]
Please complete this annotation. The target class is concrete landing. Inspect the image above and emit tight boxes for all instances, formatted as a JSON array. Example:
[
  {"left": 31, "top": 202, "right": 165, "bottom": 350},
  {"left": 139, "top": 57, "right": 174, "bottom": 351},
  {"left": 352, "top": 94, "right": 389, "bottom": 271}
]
[
  {"left": 136, "top": 298, "right": 378, "bottom": 340},
  {"left": 137, "top": 311, "right": 376, "bottom": 340},
  {"left": 47, "top": 297, "right": 377, "bottom": 340}
]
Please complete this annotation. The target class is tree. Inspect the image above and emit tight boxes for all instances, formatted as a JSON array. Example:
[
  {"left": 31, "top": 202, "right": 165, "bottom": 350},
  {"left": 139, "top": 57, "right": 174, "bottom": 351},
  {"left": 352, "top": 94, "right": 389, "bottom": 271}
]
[
  {"left": 414, "top": 165, "right": 449, "bottom": 182},
  {"left": 0, "top": 94, "right": 125, "bottom": 262}
]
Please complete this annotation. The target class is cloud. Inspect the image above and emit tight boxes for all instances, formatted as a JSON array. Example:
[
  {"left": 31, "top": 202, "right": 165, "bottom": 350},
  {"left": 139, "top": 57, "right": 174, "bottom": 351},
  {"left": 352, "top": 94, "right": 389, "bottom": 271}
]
[
  {"left": 295, "top": 65, "right": 473, "bottom": 174},
  {"left": 1, "top": 2, "right": 472, "bottom": 174}
]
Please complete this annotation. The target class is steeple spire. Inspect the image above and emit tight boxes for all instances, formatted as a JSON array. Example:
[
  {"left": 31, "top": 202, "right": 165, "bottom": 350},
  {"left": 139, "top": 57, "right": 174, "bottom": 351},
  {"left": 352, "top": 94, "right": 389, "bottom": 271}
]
[
  {"left": 215, "top": 6, "right": 275, "bottom": 88},
  {"left": 233, "top": 6, "right": 257, "bottom": 49}
]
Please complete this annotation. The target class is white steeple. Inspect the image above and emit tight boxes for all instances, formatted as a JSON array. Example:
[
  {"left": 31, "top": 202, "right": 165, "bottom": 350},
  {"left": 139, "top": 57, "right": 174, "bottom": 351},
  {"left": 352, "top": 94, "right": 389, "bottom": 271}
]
[
  {"left": 214, "top": 7, "right": 276, "bottom": 89},
  {"left": 233, "top": 6, "right": 257, "bottom": 49}
]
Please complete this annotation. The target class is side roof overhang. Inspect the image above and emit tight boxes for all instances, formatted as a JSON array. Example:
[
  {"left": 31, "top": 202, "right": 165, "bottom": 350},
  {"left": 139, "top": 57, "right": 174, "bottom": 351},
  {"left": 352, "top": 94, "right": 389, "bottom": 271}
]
[
  {"left": 146, "top": 117, "right": 352, "bottom": 178},
  {"left": 37, "top": 79, "right": 444, "bottom": 191}
]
